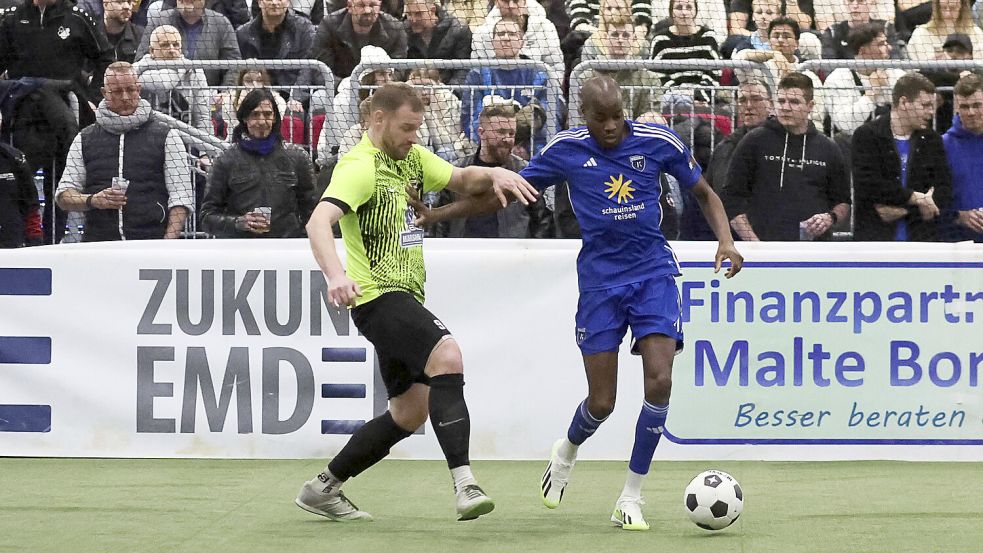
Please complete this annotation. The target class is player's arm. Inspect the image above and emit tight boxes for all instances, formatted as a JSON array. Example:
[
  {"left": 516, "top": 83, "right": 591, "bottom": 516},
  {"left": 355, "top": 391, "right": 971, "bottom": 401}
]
[
  {"left": 691, "top": 177, "right": 744, "bottom": 278},
  {"left": 306, "top": 201, "right": 361, "bottom": 308},
  {"left": 444, "top": 165, "right": 539, "bottom": 206}
]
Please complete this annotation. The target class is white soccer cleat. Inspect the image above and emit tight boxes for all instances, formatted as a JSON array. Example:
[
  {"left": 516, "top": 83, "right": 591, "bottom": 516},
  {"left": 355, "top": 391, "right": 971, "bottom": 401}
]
[
  {"left": 456, "top": 484, "right": 495, "bottom": 521},
  {"left": 611, "top": 495, "right": 650, "bottom": 531},
  {"left": 541, "top": 438, "right": 576, "bottom": 509},
  {"left": 295, "top": 474, "right": 373, "bottom": 522}
]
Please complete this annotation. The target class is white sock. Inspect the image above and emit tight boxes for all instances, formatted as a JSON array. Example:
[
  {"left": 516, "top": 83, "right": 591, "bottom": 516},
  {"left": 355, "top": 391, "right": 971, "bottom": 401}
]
[
  {"left": 620, "top": 469, "right": 645, "bottom": 498},
  {"left": 558, "top": 438, "right": 579, "bottom": 463},
  {"left": 313, "top": 468, "right": 344, "bottom": 493},
  {"left": 451, "top": 465, "right": 477, "bottom": 493}
]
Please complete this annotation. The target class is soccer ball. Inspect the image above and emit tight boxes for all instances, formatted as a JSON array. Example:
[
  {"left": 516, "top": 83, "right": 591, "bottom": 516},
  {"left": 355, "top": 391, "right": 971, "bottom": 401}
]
[{"left": 683, "top": 470, "right": 744, "bottom": 531}]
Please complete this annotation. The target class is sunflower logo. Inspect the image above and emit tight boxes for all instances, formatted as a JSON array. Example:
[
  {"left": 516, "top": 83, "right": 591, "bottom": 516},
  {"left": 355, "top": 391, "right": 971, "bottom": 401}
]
[{"left": 604, "top": 174, "right": 635, "bottom": 204}]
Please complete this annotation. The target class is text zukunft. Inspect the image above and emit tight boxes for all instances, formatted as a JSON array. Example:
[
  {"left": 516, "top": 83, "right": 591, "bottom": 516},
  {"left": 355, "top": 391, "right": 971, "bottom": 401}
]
[
  {"left": 696, "top": 338, "right": 983, "bottom": 388},
  {"left": 681, "top": 280, "right": 982, "bottom": 335}
]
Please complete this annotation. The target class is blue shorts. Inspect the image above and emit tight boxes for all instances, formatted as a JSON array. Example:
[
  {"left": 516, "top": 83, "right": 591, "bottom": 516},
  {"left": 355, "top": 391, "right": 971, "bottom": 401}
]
[{"left": 575, "top": 274, "right": 684, "bottom": 356}]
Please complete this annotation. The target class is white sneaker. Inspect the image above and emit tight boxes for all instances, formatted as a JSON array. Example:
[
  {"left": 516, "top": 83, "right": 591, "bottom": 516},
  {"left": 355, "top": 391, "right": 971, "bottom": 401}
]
[
  {"left": 295, "top": 473, "right": 373, "bottom": 522},
  {"left": 611, "top": 495, "right": 649, "bottom": 531},
  {"left": 456, "top": 484, "right": 495, "bottom": 521},
  {"left": 541, "top": 438, "right": 576, "bottom": 509}
]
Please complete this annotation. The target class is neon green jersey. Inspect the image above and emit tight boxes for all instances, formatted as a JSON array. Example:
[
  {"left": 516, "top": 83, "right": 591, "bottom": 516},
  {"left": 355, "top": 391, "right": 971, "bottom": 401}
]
[{"left": 322, "top": 133, "right": 454, "bottom": 306}]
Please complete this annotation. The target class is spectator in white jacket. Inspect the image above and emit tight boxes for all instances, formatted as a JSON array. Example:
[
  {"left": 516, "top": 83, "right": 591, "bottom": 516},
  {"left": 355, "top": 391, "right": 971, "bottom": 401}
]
[
  {"left": 471, "top": 0, "right": 562, "bottom": 70},
  {"left": 135, "top": 25, "right": 212, "bottom": 134},
  {"left": 824, "top": 23, "right": 904, "bottom": 134}
]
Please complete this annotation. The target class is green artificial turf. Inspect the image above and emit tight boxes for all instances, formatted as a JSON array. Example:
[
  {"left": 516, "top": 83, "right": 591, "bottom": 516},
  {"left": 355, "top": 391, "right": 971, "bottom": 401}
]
[{"left": 0, "top": 459, "right": 980, "bottom": 553}]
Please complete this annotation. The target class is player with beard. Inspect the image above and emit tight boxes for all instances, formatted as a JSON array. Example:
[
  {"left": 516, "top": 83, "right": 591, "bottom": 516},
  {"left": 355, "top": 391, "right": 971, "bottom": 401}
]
[{"left": 297, "top": 82, "right": 538, "bottom": 522}]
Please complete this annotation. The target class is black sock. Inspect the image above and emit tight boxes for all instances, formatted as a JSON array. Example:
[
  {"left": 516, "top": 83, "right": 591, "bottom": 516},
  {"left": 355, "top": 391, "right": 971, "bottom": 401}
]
[
  {"left": 429, "top": 373, "right": 470, "bottom": 469},
  {"left": 328, "top": 411, "right": 413, "bottom": 480}
]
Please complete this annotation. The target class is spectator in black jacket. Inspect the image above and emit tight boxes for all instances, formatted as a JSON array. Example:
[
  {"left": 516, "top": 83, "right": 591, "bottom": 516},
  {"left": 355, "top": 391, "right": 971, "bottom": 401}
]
[
  {"left": 201, "top": 88, "right": 316, "bottom": 238},
  {"left": 706, "top": 80, "right": 772, "bottom": 195},
  {"left": 237, "top": 0, "right": 316, "bottom": 107},
  {"left": 312, "top": 0, "right": 407, "bottom": 86},
  {"left": 724, "top": 72, "right": 851, "bottom": 241},
  {"left": 156, "top": 0, "right": 250, "bottom": 28},
  {"left": 404, "top": 0, "right": 471, "bottom": 87},
  {"left": 852, "top": 72, "right": 952, "bottom": 241},
  {"left": 0, "top": 0, "right": 114, "bottom": 109},
  {"left": 98, "top": 0, "right": 142, "bottom": 63}
]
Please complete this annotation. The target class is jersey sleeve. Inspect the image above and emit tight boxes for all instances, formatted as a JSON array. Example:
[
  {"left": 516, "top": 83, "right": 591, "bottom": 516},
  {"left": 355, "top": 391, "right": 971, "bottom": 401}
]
[
  {"left": 659, "top": 128, "right": 703, "bottom": 191},
  {"left": 519, "top": 141, "right": 567, "bottom": 192},
  {"left": 416, "top": 145, "right": 454, "bottom": 193},
  {"left": 322, "top": 152, "right": 375, "bottom": 213}
]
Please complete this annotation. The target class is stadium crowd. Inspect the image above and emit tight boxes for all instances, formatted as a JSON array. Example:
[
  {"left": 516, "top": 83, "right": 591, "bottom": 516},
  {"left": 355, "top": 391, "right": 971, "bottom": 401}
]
[{"left": 0, "top": 0, "right": 982, "bottom": 246}]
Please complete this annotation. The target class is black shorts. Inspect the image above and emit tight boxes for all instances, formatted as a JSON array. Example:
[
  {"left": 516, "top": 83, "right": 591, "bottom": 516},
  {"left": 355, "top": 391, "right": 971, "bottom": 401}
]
[{"left": 351, "top": 291, "right": 451, "bottom": 399}]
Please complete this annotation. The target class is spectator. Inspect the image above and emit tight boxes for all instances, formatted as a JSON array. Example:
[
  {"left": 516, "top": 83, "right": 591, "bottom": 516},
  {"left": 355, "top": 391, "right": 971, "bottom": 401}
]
[
  {"left": 651, "top": 0, "right": 726, "bottom": 39},
  {"left": 727, "top": 0, "right": 780, "bottom": 51},
  {"left": 214, "top": 67, "right": 288, "bottom": 140},
  {"left": 255, "top": 0, "right": 324, "bottom": 24},
  {"left": 579, "top": 14, "right": 661, "bottom": 118},
  {"left": 407, "top": 68, "right": 467, "bottom": 162},
  {"left": 648, "top": 0, "right": 720, "bottom": 104},
  {"left": 706, "top": 80, "right": 772, "bottom": 194},
  {"left": 728, "top": 0, "right": 812, "bottom": 36},
  {"left": 236, "top": 0, "right": 315, "bottom": 108},
  {"left": 0, "top": 112, "right": 41, "bottom": 248},
  {"left": 568, "top": 0, "right": 653, "bottom": 37},
  {"left": 322, "top": 45, "right": 395, "bottom": 157},
  {"left": 851, "top": 72, "right": 952, "bottom": 241},
  {"left": 138, "top": 0, "right": 242, "bottom": 86},
  {"left": 201, "top": 87, "right": 315, "bottom": 237},
  {"left": 472, "top": 0, "right": 561, "bottom": 70},
  {"left": 135, "top": 25, "right": 212, "bottom": 133},
  {"left": 404, "top": 0, "right": 472, "bottom": 87},
  {"left": 907, "top": 0, "right": 983, "bottom": 61},
  {"left": 819, "top": 0, "right": 899, "bottom": 59},
  {"left": 154, "top": 0, "right": 250, "bottom": 28},
  {"left": 735, "top": 17, "right": 825, "bottom": 128},
  {"left": 724, "top": 72, "right": 851, "bottom": 241},
  {"left": 537, "top": 0, "right": 570, "bottom": 42},
  {"left": 324, "top": 0, "right": 400, "bottom": 18},
  {"left": 440, "top": 102, "right": 551, "bottom": 237},
  {"left": 814, "top": 0, "right": 895, "bottom": 35},
  {"left": 55, "top": 62, "right": 193, "bottom": 241},
  {"left": 100, "top": 0, "right": 143, "bottom": 64},
  {"left": 312, "top": 0, "right": 407, "bottom": 86},
  {"left": 77, "top": 0, "right": 151, "bottom": 28},
  {"left": 461, "top": 17, "right": 551, "bottom": 144},
  {"left": 824, "top": 23, "right": 904, "bottom": 135},
  {"left": 0, "top": 0, "right": 114, "bottom": 111},
  {"left": 941, "top": 73, "right": 983, "bottom": 242},
  {"left": 570, "top": 0, "right": 640, "bottom": 70},
  {"left": 895, "top": 0, "right": 932, "bottom": 42},
  {"left": 923, "top": 32, "right": 976, "bottom": 132}
]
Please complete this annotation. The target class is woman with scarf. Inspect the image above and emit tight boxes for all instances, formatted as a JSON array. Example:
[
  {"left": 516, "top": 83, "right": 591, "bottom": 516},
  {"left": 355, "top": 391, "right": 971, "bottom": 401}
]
[{"left": 201, "top": 88, "right": 316, "bottom": 238}]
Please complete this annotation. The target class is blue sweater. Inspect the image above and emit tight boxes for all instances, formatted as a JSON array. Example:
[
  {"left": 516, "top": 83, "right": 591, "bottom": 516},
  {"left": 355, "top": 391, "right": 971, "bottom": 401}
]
[
  {"left": 460, "top": 66, "right": 551, "bottom": 146},
  {"left": 942, "top": 116, "right": 983, "bottom": 242}
]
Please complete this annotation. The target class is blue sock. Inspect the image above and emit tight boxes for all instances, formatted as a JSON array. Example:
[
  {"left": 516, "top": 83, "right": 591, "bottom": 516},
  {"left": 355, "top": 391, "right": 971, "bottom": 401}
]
[
  {"left": 628, "top": 401, "right": 669, "bottom": 475},
  {"left": 566, "top": 399, "right": 606, "bottom": 445}
]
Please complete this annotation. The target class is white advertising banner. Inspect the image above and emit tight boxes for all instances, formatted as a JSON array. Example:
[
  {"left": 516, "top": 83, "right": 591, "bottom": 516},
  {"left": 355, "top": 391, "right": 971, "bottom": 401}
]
[{"left": 0, "top": 240, "right": 981, "bottom": 461}]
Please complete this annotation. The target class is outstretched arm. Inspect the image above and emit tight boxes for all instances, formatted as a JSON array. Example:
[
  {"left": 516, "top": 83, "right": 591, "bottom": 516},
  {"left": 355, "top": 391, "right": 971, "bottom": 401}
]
[
  {"left": 691, "top": 177, "right": 744, "bottom": 278},
  {"left": 445, "top": 165, "right": 539, "bottom": 206}
]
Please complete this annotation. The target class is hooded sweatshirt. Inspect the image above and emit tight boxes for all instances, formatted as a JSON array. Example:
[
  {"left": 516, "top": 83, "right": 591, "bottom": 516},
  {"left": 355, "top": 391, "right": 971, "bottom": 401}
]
[
  {"left": 723, "top": 116, "right": 850, "bottom": 241},
  {"left": 942, "top": 115, "right": 983, "bottom": 242}
]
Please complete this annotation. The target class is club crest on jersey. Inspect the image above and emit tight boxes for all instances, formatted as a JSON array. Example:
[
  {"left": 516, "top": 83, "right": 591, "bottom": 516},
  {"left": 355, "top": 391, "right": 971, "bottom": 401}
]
[
  {"left": 630, "top": 155, "right": 645, "bottom": 171},
  {"left": 57, "top": 26, "right": 70, "bottom": 39}
]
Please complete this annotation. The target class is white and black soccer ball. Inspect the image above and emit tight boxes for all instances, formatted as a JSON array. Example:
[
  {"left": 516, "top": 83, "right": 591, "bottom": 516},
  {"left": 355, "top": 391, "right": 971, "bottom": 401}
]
[{"left": 683, "top": 470, "right": 744, "bottom": 531}]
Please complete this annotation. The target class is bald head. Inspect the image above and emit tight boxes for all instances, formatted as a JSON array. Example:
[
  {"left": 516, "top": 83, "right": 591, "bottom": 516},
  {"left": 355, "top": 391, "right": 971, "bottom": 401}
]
[
  {"left": 581, "top": 76, "right": 623, "bottom": 114},
  {"left": 580, "top": 76, "right": 627, "bottom": 149}
]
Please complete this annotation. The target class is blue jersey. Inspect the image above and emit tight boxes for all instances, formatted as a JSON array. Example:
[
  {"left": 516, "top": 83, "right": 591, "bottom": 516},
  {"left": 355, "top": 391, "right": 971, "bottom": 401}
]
[{"left": 520, "top": 121, "right": 702, "bottom": 291}]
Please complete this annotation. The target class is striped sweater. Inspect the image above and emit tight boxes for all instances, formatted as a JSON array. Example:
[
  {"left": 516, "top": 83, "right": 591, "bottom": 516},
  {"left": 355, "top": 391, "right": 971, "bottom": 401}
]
[
  {"left": 566, "top": 0, "right": 652, "bottom": 29},
  {"left": 647, "top": 26, "right": 720, "bottom": 97}
]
